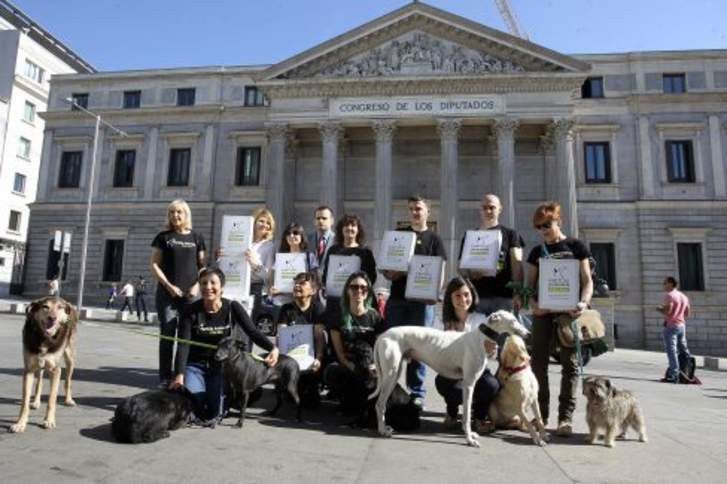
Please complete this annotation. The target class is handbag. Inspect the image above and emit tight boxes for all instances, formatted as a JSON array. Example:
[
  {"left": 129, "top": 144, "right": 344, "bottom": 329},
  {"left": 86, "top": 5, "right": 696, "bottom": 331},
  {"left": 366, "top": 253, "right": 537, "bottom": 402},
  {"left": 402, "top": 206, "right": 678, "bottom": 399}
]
[{"left": 554, "top": 309, "right": 608, "bottom": 356}]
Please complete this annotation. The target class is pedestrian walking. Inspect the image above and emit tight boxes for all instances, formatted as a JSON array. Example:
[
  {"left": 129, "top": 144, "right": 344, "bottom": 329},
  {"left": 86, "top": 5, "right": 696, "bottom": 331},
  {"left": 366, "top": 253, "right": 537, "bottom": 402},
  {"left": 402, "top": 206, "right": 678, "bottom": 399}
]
[
  {"left": 657, "top": 276, "right": 691, "bottom": 383},
  {"left": 48, "top": 278, "right": 59, "bottom": 297},
  {"left": 118, "top": 280, "right": 134, "bottom": 313},
  {"left": 105, "top": 283, "right": 118, "bottom": 309},
  {"left": 135, "top": 275, "right": 149, "bottom": 322}
]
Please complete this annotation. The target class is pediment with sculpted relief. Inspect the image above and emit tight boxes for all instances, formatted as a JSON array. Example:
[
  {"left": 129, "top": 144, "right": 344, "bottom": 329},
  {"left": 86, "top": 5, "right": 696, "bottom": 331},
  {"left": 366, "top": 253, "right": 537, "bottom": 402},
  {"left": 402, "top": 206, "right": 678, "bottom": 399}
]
[{"left": 260, "top": 2, "right": 589, "bottom": 83}]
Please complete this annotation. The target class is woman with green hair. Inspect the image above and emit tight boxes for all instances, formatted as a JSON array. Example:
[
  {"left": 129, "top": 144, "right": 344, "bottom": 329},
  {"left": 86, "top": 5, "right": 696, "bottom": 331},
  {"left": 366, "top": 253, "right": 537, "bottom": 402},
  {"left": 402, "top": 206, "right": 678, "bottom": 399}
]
[{"left": 324, "top": 271, "right": 384, "bottom": 416}]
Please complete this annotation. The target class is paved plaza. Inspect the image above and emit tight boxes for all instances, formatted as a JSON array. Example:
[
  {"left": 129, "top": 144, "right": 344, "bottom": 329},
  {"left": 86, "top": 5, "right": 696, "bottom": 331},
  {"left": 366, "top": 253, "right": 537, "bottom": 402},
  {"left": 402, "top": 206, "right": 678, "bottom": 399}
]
[{"left": 1, "top": 313, "right": 726, "bottom": 483}]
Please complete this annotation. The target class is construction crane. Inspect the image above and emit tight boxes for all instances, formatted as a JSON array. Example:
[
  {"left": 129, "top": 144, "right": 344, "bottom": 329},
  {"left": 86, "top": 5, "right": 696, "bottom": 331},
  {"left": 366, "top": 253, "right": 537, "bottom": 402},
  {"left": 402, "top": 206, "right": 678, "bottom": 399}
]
[{"left": 493, "top": 0, "right": 529, "bottom": 40}]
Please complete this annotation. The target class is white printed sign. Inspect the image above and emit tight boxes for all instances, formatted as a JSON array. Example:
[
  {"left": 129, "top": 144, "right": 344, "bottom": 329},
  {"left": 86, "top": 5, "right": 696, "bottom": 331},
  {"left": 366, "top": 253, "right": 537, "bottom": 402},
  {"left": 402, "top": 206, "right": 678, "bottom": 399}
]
[
  {"left": 278, "top": 325, "right": 315, "bottom": 371},
  {"left": 459, "top": 230, "right": 502, "bottom": 273},
  {"left": 377, "top": 231, "right": 416, "bottom": 272},
  {"left": 538, "top": 258, "right": 580, "bottom": 311},
  {"left": 273, "top": 252, "right": 308, "bottom": 294},
  {"left": 218, "top": 216, "right": 254, "bottom": 300},
  {"left": 405, "top": 255, "right": 445, "bottom": 302},
  {"left": 325, "top": 255, "right": 361, "bottom": 297}
]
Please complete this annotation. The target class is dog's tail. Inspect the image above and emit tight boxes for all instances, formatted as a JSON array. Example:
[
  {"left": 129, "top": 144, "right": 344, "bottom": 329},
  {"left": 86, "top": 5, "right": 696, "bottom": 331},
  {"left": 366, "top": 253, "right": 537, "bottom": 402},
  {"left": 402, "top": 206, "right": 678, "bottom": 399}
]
[{"left": 368, "top": 340, "right": 383, "bottom": 401}]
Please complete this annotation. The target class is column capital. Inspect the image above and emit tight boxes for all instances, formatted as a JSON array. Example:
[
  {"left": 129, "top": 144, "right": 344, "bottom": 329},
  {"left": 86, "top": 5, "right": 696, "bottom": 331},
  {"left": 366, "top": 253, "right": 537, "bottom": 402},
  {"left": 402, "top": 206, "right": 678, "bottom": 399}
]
[
  {"left": 318, "top": 121, "right": 344, "bottom": 143},
  {"left": 492, "top": 117, "right": 520, "bottom": 138},
  {"left": 436, "top": 118, "right": 462, "bottom": 141},
  {"left": 372, "top": 119, "right": 397, "bottom": 143},
  {"left": 550, "top": 118, "right": 575, "bottom": 141},
  {"left": 265, "top": 122, "right": 289, "bottom": 141}
]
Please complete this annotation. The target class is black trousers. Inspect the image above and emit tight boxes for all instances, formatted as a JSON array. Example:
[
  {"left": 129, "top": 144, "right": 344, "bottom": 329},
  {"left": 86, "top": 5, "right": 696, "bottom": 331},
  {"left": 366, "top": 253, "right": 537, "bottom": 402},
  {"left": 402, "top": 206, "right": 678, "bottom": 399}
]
[{"left": 434, "top": 369, "right": 500, "bottom": 421}]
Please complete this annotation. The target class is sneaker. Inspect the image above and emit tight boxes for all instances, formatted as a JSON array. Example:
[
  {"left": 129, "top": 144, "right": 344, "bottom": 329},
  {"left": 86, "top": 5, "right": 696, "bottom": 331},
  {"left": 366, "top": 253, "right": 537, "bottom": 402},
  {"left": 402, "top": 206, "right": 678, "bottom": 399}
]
[
  {"left": 556, "top": 420, "right": 573, "bottom": 437},
  {"left": 473, "top": 419, "right": 495, "bottom": 434},
  {"left": 411, "top": 397, "right": 425, "bottom": 410}
]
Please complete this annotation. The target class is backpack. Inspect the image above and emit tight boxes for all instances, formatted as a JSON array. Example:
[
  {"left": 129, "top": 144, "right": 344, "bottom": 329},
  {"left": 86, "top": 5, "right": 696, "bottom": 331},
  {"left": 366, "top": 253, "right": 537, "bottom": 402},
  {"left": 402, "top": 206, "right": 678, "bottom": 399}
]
[{"left": 678, "top": 352, "right": 701, "bottom": 384}]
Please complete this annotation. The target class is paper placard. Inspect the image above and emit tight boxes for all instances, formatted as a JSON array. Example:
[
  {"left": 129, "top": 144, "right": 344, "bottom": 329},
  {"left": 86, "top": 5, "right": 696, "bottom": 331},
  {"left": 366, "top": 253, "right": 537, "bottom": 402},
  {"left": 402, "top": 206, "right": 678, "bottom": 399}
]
[
  {"left": 459, "top": 230, "right": 502, "bottom": 273},
  {"left": 274, "top": 252, "right": 308, "bottom": 294},
  {"left": 405, "top": 255, "right": 444, "bottom": 302},
  {"left": 278, "top": 324, "right": 315, "bottom": 371},
  {"left": 325, "top": 255, "right": 362, "bottom": 297},
  {"left": 538, "top": 258, "right": 580, "bottom": 311},
  {"left": 218, "top": 216, "right": 254, "bottom": 300},
  {"left": 377, "top": 231, "right": 416, "bottom": 272}
]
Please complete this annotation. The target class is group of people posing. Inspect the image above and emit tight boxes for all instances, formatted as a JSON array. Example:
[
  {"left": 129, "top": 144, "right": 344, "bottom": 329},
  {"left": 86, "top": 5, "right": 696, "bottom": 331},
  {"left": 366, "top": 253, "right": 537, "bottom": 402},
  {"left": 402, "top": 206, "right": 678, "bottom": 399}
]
[{"left": 148, "top": 194, "right": 594, "bottom": 436}]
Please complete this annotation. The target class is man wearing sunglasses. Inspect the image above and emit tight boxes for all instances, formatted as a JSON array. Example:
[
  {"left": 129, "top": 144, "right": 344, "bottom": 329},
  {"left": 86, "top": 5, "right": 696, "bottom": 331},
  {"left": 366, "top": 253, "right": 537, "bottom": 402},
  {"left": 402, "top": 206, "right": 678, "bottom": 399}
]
[
  {"left": 382, "top": 195, "right": 447, "bottom": 408},
  {"left": 458, "top": 193, "right": 525, "bottom": 316}
]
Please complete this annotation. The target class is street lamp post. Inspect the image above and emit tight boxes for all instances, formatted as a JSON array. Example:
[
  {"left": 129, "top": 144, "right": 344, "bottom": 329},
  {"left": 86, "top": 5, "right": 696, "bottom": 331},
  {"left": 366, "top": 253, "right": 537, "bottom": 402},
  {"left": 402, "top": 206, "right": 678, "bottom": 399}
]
[{"left": 64, "top": 98, "right": 126, "bottom": 311}]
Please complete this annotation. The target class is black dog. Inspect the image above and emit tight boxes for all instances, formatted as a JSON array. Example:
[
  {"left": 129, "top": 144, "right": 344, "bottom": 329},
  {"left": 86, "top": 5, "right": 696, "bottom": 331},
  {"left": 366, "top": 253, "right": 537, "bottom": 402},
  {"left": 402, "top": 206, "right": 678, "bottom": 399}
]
[
  {"left": 111, "top": 387, "right": 196, "bottom": 443},
  {"left": 214, "top": 336, "right": 301, "bottom": 427},
  {"left": 348, "top": 340, "right": 421, "bottom": 433}
]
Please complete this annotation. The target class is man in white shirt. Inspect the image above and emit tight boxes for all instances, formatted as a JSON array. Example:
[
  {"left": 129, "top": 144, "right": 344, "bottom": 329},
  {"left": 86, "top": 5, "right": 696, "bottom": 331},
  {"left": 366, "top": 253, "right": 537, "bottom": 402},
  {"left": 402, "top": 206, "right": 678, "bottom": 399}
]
[{"left": 119, "top": 280, "right": 135, "bottom": 313}]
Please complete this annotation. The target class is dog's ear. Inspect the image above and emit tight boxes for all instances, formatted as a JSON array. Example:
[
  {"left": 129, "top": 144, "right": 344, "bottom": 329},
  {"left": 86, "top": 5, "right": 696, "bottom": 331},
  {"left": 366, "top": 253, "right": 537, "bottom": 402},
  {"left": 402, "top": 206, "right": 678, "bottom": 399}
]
[
  {"left": 64, "top": 301, "right": 79, "bottom": 324},
  {"left": 26, "top": 299, "right": 44, "bottom": 317},
  {"left": 604, "top": 378, "right": 615, "bottom": 397}
]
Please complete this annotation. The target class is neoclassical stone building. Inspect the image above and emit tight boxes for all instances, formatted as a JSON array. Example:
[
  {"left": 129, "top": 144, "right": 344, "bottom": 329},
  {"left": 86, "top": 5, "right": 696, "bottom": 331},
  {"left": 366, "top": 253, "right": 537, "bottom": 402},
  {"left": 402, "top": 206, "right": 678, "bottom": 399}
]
[{"left": 29, "top": 2, "right": 727, "bottom": 355}]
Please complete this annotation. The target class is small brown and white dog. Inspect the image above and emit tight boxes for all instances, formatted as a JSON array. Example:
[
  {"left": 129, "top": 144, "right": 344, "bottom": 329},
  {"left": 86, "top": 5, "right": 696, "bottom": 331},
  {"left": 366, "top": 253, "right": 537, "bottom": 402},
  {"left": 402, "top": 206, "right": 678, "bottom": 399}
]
[
  {"left": 488, "top": 334, "right": 549, "bottom": 446},
  {"left": 9, "top": 297, "right": 78, "bottom": 433},
  {"left": 582, "top": 376, "right": 647, "bottom": 448}
]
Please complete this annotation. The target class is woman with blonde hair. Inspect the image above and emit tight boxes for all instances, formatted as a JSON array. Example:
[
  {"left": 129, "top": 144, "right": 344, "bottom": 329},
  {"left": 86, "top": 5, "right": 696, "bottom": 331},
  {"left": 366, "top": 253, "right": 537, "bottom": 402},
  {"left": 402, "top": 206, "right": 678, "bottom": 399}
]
[{"left": 150, "top": 199, "right": 207, "bottom": 386}]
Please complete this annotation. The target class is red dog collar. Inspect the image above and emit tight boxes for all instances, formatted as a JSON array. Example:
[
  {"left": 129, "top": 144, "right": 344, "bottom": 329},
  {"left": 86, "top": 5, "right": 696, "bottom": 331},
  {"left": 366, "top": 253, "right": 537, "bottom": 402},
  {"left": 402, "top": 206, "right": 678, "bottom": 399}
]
[{"left": 502, "top": 363, "right": 529, "bottom": 375}]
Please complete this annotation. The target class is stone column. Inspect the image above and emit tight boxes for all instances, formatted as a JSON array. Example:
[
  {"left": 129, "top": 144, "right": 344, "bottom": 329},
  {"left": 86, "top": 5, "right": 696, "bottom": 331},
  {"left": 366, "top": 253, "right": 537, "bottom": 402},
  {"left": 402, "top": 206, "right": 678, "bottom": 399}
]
[
  {"left": 437, "top": 118, "right": 462, "bottom": 273},
  {"left": 282, "top": 131, "right": 298, "bottom": 225},
  {"left": 318, "top": 121, "right": 343, "bottom": 216},
  {"left": 143, "top": 126, "right": 159, "bottom": 199},
  {"left": 372, "top": 119, "right": 396, "bottom": 252},
  {"left": 492, "top": 117, "right": 519, "bottom": 228},
  {"left": 709, "top": 115, "right": 726, "bottom": 198},
  {"left": 90, "top": 128, "right": 106, "bottom": 202},
  {"left": 37, "top": 129, "right": 54, "bottom": 200},
  {"left": 551, "top": 118, "right": 579, "bottom": 237},
  {"left": 265, "top": 123, "right": 289, "bottom": 228},
  {"left": 200, "top": 124, "right": 215, "bottom": 197},
  {"left": 638, "top": 116, "right": 656, "bottom": 199},
  {"left": 539, "top": 124, "right": 557, "bottom": 200}
]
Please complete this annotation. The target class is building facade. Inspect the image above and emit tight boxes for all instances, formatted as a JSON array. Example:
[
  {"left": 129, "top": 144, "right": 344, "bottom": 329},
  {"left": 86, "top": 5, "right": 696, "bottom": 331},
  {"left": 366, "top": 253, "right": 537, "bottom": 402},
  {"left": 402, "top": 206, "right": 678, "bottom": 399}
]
[
  {"left": 29, "top": 3, "right": 727, "bottom": 355},
  {"left": 0, "top": 1, "right": 94, "bottom": 295}
]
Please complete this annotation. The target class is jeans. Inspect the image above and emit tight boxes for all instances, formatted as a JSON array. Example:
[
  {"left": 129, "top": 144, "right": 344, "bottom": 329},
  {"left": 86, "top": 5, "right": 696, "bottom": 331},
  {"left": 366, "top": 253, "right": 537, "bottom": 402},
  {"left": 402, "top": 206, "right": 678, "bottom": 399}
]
[
  {"left": 156, "top": 289, "right": 195, "bottom": 382},
  {"left": 663, "top": 323, "right": 688, "bottom": 381},
  {"left": 385, "top": 299, "right": 434, "bottom": 399},
  {"left": 434, "top": 369, "right": 500, "bottom": 420},
  {"left": 184, "top": 361, "right": 224, "bottom": 420},
  {"left": 530, "top": 312, "right": 579, "bottom": 424}
]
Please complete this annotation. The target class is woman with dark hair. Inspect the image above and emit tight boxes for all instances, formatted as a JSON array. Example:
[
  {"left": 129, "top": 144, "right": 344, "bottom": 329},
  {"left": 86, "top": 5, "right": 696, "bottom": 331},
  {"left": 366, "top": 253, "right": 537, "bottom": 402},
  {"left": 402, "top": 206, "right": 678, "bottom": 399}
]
[
  {"left": 171, "top": 267, "right": 278, "bottom": 423},
  {"left": 435, "top": 276, "right": 500, "bottom": 433},
  {"left": 321, "top": 214, "right": 377, "bottom": 330},
  {"left": 324, "top": 271, "right": 384, "bottom": 416},
  {"left": 526, "top": 201, "right": 593, "bottom": 437},
  {"left": 268, "top": 223, "right": 319, "bottom": 318}
]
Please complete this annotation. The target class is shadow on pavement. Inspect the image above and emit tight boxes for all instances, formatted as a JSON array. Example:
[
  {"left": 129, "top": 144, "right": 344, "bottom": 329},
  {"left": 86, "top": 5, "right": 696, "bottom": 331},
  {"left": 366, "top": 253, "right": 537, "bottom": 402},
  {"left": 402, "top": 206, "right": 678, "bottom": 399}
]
[
  {"left": 79, "top": 422, "right": 116, "bottom": 443},
  {"left": 0, "top": 366, "right": 157, "bottom": 389}
]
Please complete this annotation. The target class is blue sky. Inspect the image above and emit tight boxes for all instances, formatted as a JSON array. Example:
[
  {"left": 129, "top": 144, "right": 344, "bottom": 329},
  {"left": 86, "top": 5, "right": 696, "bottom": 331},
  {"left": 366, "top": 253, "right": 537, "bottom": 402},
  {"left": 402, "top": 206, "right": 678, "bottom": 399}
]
[{"left": 13, "top": 0, "right": 727, "bottom": 71}]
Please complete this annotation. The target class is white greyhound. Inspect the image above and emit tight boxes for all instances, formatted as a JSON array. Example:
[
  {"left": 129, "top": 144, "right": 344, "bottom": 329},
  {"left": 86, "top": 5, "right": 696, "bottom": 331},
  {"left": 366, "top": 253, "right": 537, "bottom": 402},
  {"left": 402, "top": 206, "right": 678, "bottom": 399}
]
[{"left": 369, "top": 310, "right": 529, "bottom": 447}]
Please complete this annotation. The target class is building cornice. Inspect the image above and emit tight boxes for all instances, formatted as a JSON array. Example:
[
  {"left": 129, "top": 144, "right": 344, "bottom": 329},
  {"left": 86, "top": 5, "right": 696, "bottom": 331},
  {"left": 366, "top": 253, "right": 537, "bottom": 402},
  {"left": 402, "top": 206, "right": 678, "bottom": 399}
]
[{"left": 40, "top": 105, "right": 226, "bottom": 123}]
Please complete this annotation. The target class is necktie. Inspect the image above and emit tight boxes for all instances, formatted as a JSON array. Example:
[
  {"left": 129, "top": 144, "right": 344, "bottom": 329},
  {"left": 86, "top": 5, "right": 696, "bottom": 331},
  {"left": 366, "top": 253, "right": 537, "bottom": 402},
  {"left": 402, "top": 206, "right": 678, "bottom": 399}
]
[{"left": 318, "top": 236, "right": 326, "bottom": 259}]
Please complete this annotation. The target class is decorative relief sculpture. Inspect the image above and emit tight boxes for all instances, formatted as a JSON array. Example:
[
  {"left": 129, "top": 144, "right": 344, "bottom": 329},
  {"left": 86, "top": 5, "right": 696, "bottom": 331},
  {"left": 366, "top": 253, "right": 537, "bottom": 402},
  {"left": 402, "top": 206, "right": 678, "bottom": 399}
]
[{"left": 312, "top": 31, "right": 525, "bottom": 78}]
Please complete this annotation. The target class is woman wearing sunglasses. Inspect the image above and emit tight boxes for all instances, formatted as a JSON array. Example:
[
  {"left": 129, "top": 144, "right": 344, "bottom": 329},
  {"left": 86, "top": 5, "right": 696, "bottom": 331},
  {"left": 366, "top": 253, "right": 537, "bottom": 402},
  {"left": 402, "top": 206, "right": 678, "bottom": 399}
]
[
  {"left": 526, "top": 201, "right": 593, "bottom": 437},
  {"left": 324, "top": 271, "right": 384, "bottom": 420}
]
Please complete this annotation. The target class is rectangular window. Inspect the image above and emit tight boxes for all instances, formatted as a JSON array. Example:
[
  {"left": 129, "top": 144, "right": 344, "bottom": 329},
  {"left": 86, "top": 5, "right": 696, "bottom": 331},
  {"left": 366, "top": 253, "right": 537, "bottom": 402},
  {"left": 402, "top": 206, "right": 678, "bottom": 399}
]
[
  {"left": 176, "top": 88, "right": 196, "bottom": 106},
  {"left": 46, "top": 238, "right": 69, "bottom": 281},
  {"left": 123, "top": 90, "right": 141, "bottom": 109},
  {"left": 24, "top": 59, "right": 44, "bottom": 83},
  {"left": 665, "top": 140, "right": 694, "bottom": 183},
  {"left": 58, "top": 151, "right": 83, "bottom": 188},
  {"left": 17, "top": 137, "right": 31, "bottom": 158},
  {"left": 677, "top": 243, "right": 704, "bottom": 291},
  {"left": 113, "top": 150, "right": 136, "bottom": 187},
  {"left": 244, "top": 86, "right": 266, "bottom": 106},
  {"left": 235, "top": 147, "right": 261, "bottom": 186},
  {"left": 23, "top": 101, "right": 36, "bottom": 123},
  {"left": 590, "top": 243, "right": 617, "bottom": 291},
  {"left": 8, "top": 210, "right": 21, "bottom": 232},
  {"left": 71, "top": 93, "right": 89, "bottom": 110},
  {"left": 663, "top": 73, "right": 686, "bottom": 94},
  {"left": 581, "top": 77, "right": 604, "bottom": 99},
  {"left": 167, "top": 148, "right": 191, "bottom": 186},
  {"left": 103, "top": 239, "right": 125, "bottom": 282},
  {"left": 584, "top": 142, "right": 611, "bottom": 183},
  {"left": 13, "top": 173, "right": 26, "bottom": 194}
]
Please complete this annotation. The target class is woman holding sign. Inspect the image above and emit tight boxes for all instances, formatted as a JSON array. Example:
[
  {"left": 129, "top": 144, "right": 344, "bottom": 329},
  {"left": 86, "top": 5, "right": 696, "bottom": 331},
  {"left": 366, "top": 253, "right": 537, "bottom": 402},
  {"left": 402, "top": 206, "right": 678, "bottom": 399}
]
[
  {"left": 526, "top": 202, "right": 593, "bottom": 437},
  {"left": 268, "top": 223, "right": 319, "bottom": 320},
  {"left": 171, "top": 267, "right": 278, "bottom": 423},
  {"left": 150, "top": 199, "right": 206, "bottom": 387},
  {"left": 321, "top": 214, "right": 377, "bottom": 330},
  {"left": 324, "top": 272, "right": 384, "bottom": 419}
]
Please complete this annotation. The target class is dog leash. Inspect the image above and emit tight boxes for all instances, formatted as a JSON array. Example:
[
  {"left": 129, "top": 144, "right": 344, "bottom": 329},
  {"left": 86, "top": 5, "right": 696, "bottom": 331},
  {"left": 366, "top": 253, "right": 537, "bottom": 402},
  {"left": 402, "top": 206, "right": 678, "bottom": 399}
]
[{"left": 572, "top": 318, "right": 585, "bottom": 379}]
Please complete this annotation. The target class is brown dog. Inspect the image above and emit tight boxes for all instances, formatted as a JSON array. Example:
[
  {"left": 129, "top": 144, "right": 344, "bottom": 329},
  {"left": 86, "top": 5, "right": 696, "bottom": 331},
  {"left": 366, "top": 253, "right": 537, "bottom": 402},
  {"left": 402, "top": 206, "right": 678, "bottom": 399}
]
[{"left": 9, "top": 297, "right": 78, "bottom": 433}]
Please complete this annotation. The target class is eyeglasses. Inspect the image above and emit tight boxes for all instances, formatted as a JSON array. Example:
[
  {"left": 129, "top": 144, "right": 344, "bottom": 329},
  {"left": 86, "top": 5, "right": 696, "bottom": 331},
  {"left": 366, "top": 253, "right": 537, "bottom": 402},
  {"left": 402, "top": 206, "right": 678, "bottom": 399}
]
[
  {"left": 535, "top": 220, "right": 554, "bottom": 230},
  {"left": 348, "top": 284, "right": 369, "bottom": 293}
]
